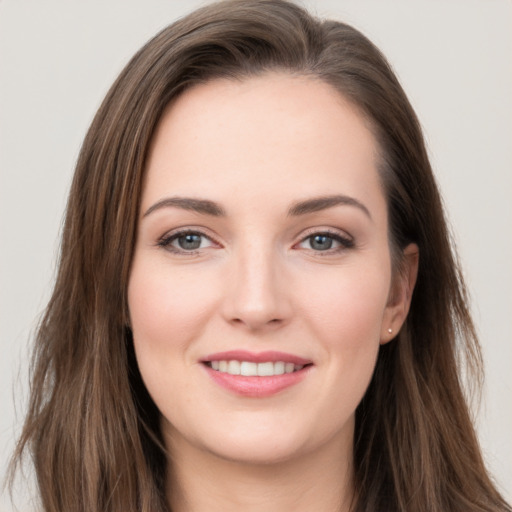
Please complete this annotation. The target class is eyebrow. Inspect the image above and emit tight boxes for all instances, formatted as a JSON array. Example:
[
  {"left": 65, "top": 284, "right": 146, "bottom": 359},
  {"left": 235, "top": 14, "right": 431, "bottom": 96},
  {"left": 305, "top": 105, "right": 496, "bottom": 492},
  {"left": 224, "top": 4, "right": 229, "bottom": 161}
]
[
  {"left": 287, "top": 195, "right": 372, "bottom": 219},
  {"left": 143, "top": 197, "right": 226, "bottom": 217},
  {"left": 143, "top": 194, "right": 371, "bottom": 220}
]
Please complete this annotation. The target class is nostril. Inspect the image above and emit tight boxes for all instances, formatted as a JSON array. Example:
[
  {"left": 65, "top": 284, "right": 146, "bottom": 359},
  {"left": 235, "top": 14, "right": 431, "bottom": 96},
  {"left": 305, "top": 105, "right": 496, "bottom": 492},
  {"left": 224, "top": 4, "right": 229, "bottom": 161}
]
[{"left": 228, "top": 316, "right": 285, "bottom": 331}]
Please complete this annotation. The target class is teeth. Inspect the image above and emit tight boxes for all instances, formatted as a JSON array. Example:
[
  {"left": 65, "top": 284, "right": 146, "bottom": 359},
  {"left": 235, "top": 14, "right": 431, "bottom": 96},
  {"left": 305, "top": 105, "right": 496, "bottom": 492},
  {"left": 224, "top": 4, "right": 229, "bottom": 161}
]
[
  {"left": 257, "top": 362, "right": 273, "bottom": 376},
  {"left": 274, "top": 361, "right": 285, "bottom": 375},
  {"left": 208, "top": 360, "right": 305, "bottom": 376},
  {"left": 227, "top": 360, "right": 240, "bottom": 375},
  {"left": 240, "top": 361, "right": 258, "bottom": 376}
]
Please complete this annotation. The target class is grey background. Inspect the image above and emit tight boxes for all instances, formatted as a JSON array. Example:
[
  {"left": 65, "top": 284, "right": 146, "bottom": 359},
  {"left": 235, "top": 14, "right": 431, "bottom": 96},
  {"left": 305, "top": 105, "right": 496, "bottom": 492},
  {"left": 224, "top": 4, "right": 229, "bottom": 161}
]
[{"left": 1, "top": 1, "right": 511, "bottom": 509}]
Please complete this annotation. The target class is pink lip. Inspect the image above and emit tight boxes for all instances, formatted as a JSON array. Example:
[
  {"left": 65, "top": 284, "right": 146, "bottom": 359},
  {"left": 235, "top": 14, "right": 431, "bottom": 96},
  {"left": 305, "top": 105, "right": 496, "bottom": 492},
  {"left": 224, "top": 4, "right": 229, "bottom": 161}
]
[
  {"left": 202, "top": 350, "right": 312, "bottom": 366},
  {"left": 200, "top": 350, "right": 313, "bottom": 398}
]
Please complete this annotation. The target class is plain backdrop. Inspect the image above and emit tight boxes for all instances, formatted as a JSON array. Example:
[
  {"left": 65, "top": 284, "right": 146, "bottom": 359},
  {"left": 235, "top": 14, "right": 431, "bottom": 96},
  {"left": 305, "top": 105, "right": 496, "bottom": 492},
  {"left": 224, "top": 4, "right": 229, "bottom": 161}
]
[{"left": 1, "top": 1, "right": 511, "bottom": 509}]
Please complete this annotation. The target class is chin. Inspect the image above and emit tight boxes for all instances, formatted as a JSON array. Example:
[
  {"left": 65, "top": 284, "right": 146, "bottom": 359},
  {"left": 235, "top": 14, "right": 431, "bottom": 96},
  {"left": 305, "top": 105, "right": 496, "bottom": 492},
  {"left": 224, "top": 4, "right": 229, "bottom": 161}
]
[
  {"left": 205, "top": 435, "right": 309, "bottom": 466},
  {"left": 164, "top": 414, "right": 314, "bottom": 466}
]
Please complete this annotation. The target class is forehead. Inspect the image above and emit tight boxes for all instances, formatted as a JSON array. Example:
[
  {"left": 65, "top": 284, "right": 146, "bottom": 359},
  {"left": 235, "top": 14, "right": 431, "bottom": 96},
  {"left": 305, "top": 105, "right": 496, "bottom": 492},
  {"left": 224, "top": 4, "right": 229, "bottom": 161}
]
[{"left": 143, "top": 73, "right": 384, "bottom": 214}]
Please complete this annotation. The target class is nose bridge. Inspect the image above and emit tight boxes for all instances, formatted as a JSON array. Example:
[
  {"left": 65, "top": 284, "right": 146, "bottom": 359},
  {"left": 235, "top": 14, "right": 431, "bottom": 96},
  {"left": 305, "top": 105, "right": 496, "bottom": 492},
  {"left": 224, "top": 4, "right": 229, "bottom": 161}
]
[{"left": 223, "top": 236, "right": 290, "bottom": 329}]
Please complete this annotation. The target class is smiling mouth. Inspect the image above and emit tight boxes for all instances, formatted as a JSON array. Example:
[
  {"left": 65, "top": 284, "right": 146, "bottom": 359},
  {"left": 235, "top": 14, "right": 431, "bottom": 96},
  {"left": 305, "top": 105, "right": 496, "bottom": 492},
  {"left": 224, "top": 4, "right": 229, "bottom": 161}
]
[
  {"left": 204, "top": 360, "right": 309, "bottom": 377},
  {"left": 202, "top": 351, "right": 313, "bottom": 396}
]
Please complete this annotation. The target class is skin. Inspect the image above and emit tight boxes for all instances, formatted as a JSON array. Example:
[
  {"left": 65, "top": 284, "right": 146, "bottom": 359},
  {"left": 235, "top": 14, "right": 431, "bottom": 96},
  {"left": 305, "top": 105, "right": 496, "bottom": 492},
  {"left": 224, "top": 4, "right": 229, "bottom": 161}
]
[{"left": 128, "top": 73, "right": 418, "bottom": 512}]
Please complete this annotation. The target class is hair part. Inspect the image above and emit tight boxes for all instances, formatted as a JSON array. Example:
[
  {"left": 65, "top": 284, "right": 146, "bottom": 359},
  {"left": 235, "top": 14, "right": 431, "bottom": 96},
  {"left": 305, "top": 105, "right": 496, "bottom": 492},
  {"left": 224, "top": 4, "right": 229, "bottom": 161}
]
[{"left": 10, "top": 1, "right": 511, "bottom": 511}]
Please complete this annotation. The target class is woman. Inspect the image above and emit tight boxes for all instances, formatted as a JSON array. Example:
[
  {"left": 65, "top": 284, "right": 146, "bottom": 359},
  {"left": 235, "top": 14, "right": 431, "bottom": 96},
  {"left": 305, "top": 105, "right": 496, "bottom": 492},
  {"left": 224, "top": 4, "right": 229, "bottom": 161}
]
[{"left": 9, "top": 1, "right": 511, "bottom": 511}]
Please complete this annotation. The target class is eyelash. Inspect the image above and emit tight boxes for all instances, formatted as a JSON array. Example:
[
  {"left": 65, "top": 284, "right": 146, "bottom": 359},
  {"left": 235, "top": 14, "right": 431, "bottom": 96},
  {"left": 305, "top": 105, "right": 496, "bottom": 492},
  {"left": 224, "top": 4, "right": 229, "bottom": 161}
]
[
  {"left": 296, "top": 229, "right": 354, "bottom": 254},
  {"left": 157, "top": 228, "right": 354, "bottom": 255},
  {"left": 157, "top": 229, "right": 218, "bottom": 255}
]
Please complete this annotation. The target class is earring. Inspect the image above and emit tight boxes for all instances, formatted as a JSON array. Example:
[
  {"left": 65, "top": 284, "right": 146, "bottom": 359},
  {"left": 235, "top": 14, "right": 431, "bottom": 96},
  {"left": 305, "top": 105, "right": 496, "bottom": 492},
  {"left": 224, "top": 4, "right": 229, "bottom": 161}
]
[{"left": 388, "top": 328, "right": 393, "bottom": 334}]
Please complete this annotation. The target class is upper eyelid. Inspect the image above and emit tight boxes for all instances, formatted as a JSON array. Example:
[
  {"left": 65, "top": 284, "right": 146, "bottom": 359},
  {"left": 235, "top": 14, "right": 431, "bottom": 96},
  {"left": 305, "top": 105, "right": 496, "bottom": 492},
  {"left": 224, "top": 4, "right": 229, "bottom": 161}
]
[
  {"left": 156, "top": 229, "right": 221, "bottom": 257},
  {"left": 294, "top": 228, "right": 355, "bottom": 253},
  {"left": 159, "top": 226, "right": 218, "bottom": 241},
  {"left": 296, "top": 226, "right": 353, "bottom": 241},
  {"left": 157, "top": 228, "right": 221, "bottom": 251},
  {"left": 156, "top": 226, "right": 353, "bottom": 246}
]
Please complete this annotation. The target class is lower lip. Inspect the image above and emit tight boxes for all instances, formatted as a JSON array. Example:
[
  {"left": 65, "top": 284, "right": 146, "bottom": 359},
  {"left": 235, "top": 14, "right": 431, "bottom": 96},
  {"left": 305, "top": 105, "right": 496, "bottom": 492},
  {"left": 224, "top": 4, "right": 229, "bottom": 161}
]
[{"left": 203, "top": 364, "right": 312, "bottom": 397}]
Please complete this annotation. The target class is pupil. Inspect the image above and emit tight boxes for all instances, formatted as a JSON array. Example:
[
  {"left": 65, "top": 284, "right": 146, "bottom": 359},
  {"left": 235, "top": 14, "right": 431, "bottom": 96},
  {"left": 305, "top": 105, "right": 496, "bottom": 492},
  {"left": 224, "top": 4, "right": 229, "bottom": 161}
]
[
  {"left": 178, "top": 234, "right": 202, "bottom": 250},
  {"left": 311, "top": 235, "right": 332, "bottom": 250}
]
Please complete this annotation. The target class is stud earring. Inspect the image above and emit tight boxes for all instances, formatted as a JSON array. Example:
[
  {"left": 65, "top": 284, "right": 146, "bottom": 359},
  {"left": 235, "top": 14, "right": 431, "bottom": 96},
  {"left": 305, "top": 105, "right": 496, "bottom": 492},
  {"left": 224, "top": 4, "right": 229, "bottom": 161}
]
[{"left": 388, "top": 328, "right": 393, "bottom": 334}]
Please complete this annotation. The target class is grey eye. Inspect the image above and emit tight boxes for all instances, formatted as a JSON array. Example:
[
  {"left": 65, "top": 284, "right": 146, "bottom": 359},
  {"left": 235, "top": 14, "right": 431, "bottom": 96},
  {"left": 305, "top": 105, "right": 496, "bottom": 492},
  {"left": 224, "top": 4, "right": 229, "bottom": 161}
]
[
  {"left": 159, "top": 230, "right": 217, "bottom": 254},
  {"left": 309, "top": 234, "right": 334, "bottom": 251},
  {"left": 297, "top": 231, "right": 354, "bottom": 252},
  {"left": 175, "top": 233, "right": 204, "bottom": 250}
]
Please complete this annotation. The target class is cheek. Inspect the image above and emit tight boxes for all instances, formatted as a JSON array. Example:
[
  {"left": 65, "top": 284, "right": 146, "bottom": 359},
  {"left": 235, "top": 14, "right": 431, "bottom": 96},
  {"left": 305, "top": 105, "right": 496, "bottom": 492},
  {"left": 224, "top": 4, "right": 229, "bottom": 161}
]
[
  {"left": 297, "top": 263, "right": 391, "bottom": 348},
  {"left": 127, "top": 260, "right": 218, "bottom": 359},
  {"left": 303, "top": 264, "right": 390, "bottom": 405},
  {"left": 127, "top": 259, "right": 223, "bottom": 419}
]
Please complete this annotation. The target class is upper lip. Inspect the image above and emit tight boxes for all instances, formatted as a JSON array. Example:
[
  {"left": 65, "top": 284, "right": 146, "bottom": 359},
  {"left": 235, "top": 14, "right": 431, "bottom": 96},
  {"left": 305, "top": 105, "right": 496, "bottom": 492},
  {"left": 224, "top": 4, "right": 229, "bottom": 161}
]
[{"left": 201, "top": 350, "right": 312, "bottom": 366}]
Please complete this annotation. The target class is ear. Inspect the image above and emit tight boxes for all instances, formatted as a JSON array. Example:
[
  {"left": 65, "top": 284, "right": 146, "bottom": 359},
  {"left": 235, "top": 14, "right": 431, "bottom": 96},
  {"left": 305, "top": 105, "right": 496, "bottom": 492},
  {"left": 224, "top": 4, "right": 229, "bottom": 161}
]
[{"left": 380, "top": 243, "right": 419, "bottom": 344}]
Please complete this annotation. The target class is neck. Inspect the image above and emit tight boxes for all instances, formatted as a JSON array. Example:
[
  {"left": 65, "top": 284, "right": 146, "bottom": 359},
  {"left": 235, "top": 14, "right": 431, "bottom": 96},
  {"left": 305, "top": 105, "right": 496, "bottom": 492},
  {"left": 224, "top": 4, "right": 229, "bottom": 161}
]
[{"left": 165, "top": 431, "right": 354, "bottom": 512}]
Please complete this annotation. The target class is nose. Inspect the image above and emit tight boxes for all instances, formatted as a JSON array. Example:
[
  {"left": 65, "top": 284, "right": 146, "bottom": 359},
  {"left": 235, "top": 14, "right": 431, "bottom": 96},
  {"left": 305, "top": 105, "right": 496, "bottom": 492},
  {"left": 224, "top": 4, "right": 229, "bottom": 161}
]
[{"left": 221, "top": 242, "right": 292, "bottom": 331}]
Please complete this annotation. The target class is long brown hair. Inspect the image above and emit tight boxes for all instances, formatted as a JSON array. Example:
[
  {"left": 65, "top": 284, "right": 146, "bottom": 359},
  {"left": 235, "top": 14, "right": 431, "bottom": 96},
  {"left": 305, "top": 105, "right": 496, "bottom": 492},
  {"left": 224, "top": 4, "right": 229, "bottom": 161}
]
[{"left": 10, "top": 1, "right": 511, "bottom": 511}]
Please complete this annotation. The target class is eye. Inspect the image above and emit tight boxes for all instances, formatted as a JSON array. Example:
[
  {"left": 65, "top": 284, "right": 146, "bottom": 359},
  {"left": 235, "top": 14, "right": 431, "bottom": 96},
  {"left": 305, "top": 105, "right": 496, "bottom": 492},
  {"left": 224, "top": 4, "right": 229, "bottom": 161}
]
[
  {"left": 158, "top": 230, "right": 216, "bottom": 253},
  {"left": 298, "top": 231, "right": 354, "bottom": 252}
]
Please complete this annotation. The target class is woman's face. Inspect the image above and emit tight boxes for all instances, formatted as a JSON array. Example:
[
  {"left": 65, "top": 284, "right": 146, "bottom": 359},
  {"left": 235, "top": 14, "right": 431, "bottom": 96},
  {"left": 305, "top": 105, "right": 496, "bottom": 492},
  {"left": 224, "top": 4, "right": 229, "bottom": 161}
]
[{"left": 128, "top": 74, "right": 414, "bottom": 466}]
